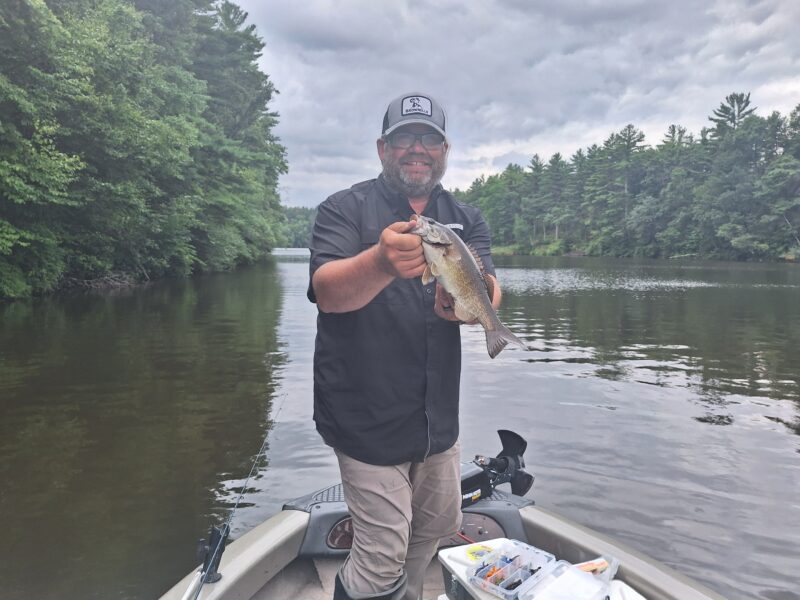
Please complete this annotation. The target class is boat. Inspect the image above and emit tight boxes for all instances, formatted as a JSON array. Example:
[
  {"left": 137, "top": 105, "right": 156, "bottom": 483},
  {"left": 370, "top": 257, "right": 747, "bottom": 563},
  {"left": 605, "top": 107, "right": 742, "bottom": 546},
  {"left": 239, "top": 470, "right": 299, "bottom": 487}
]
[{"left": 160, "top": 431, "right": 725, "bottom": 600}]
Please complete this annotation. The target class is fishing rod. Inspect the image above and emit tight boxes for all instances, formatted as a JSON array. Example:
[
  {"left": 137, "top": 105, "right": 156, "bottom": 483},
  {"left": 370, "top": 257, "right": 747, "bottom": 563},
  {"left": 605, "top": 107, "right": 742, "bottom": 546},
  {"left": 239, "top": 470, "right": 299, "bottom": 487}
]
[{"left": 180, "top": 387, "right": 289, "bottom": 600}]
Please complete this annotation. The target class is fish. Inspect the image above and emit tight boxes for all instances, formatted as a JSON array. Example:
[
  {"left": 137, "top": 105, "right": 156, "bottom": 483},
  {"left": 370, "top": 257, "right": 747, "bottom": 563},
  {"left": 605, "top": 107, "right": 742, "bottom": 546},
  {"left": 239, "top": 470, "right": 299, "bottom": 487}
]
[{"left": 412, "top": 215, "right": 526, "bottom": 358}]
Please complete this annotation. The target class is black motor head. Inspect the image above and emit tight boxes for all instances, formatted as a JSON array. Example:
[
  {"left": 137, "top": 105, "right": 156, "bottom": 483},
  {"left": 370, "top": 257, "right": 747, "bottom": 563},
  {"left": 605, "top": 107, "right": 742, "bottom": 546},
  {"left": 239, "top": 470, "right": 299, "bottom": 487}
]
[{"left": 473, "top": 430, "right": 535, "bottom": 497}]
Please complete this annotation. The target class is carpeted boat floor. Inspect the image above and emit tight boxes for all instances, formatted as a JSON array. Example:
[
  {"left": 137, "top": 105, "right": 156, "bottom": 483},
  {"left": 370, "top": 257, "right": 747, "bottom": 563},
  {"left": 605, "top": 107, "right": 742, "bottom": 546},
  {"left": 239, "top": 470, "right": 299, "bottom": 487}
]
[{"left": 253, "top": 557, "right": 446, "bottom": 600}]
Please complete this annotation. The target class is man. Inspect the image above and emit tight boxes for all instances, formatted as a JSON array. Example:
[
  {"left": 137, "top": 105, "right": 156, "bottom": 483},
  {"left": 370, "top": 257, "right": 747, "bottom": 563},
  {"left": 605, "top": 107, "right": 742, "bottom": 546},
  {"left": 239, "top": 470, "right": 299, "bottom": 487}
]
[{"left": 308, "top": 92, "right": 501, "bottom": 600}]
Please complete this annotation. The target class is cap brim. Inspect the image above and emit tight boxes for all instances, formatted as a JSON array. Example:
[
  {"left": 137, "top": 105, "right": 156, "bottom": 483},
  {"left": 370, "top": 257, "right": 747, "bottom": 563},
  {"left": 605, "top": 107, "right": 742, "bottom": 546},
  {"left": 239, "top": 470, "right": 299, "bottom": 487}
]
[{"left": 383, "top": 119, "right": 446, "bottom": 139}]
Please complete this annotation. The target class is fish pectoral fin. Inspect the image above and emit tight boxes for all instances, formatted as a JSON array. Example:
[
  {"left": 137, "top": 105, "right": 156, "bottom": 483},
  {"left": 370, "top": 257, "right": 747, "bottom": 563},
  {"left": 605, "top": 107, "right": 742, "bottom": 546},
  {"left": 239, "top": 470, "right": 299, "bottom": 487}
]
[{"left": 421, "top": 264, "right": 436, "bottom": 286}]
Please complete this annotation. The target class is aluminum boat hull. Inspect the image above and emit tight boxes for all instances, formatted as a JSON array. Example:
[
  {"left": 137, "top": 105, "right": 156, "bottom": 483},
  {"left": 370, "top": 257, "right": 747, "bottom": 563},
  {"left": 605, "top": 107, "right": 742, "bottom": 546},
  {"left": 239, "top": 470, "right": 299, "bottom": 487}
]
[{"left": 160, "top": 485, "right": 724, "bottom": 600}]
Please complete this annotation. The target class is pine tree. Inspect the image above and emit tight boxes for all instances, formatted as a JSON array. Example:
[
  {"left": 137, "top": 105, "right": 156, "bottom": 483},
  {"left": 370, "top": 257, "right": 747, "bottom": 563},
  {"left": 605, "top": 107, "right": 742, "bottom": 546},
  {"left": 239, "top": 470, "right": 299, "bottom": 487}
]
[{"left": 709, "top": 92, "right": 756, "bottom": 138}]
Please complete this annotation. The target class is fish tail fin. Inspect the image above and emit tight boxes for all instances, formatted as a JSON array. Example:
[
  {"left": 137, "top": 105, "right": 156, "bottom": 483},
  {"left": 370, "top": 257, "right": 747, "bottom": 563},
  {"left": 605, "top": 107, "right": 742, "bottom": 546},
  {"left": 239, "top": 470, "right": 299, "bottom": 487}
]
[{"left": 486, "top": 324, "right": 527, "bottom": 359}]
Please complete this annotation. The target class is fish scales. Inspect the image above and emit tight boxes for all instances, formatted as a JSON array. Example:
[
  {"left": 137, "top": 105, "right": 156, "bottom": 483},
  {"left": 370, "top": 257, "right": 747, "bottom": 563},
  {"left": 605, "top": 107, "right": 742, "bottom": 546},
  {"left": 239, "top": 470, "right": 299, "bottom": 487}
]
[{"left": 412, "top": 215, "right": 526, "bottom": 358}]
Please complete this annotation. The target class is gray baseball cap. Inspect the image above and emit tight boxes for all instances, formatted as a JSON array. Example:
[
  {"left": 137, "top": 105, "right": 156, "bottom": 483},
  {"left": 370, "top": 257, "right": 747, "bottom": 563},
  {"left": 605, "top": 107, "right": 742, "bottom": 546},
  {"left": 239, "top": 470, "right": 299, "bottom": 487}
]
[{"left": 381, "top": 92, "right": 447, "bottom": 138}]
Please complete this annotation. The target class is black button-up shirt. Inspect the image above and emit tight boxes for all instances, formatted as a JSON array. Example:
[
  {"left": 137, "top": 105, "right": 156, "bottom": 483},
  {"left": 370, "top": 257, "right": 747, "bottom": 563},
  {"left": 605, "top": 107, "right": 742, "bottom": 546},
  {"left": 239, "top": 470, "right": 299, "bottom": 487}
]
[{"left": 308, "top": 175, "right": 495, "bottom": 465}]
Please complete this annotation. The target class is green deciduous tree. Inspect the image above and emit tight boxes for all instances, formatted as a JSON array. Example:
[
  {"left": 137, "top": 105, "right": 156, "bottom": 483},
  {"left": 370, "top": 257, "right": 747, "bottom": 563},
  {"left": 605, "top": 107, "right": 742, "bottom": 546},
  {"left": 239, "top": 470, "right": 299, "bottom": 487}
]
[
  {"left": 279, "top": 206, "right": 317, "bottom": 248},
  {"left": 0, "top": 0, "right": 84, "bottom": 297},
  {"left": 0, "top": 0, "right": 286, "bottom": 300}
]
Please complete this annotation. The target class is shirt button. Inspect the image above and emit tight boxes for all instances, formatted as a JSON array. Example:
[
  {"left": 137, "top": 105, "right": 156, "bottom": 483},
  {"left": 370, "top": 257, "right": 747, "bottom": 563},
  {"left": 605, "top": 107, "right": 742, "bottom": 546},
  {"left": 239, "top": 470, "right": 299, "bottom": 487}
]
[{"left": 426, "top": 288, "right": 432, "bottom": 294}]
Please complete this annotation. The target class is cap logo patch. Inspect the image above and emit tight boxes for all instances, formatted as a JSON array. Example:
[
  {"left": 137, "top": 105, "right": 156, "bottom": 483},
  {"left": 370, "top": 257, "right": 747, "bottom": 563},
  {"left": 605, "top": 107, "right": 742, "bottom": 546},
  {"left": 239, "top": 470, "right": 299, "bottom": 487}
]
[{"left": 402, "top": 96, "right": 432, "bottom": 117}]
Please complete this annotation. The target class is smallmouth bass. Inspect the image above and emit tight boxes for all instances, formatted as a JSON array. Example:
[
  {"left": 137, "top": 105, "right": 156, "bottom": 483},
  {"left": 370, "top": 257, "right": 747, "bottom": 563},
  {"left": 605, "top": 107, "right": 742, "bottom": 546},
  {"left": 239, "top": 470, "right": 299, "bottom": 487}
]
[{"left": 412, "top": 215, "right": 526, "bottom": 358}]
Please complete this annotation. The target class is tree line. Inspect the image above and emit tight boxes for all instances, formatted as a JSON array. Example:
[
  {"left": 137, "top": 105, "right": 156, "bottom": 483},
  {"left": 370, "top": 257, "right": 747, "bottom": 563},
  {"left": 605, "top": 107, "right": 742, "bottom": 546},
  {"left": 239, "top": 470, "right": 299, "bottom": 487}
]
[
  {"left": 454, "top": 94, "right": 800, "bottom": 261},
  {"left": 281, "top": 94, "right": 800, "bottom": 260},
  {"left": 281, "top": 206, "right": 316, "bottom": 248},
  {"left": 1, "top": 0, "right": 287, "bottom": 299},
  {"left": 4, "top": 3, "right": 798, "bottom": 302}
]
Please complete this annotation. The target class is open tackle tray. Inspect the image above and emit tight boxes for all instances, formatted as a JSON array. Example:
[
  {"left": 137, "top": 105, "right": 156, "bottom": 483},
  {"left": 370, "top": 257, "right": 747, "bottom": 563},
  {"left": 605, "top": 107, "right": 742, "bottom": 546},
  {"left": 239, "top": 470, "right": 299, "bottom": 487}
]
[
  {"left": 439, "top": 538, "right": 618, "bottom": 600},
  {"left": 466, "top": 539, "right": 556, "bottom": 600},
  {"left": 517, "top": 560, "right": 610, "bottom": 600}
]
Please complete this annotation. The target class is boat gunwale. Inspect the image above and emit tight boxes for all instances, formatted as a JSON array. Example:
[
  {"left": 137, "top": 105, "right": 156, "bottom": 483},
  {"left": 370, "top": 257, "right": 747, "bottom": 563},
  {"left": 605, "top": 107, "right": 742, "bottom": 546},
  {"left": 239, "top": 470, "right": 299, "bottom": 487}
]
[
  {"left": 160, "top": 509, "right": 310, "bottom": 599},
  {"left": 519, "top": 505, "right": 726, "bottom": 600},
  {"left": 160, "top": 503, "right": 726, "bottom": 600}
]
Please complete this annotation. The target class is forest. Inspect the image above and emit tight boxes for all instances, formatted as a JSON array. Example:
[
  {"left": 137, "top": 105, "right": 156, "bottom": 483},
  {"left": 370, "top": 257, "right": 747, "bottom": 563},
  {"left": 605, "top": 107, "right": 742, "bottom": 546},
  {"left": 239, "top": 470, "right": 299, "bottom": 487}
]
[
  {"left": 3, "top": 2, "right": 799, "bottom": 301},
  {"left": 283, "top": 94, "right": 800, "bottom": 261},
  {"left": 454, "top": 94, "right": 800, "bottom": 261},
  {"left": 1, "top": 0, "right": 286, "bottom": 299}
]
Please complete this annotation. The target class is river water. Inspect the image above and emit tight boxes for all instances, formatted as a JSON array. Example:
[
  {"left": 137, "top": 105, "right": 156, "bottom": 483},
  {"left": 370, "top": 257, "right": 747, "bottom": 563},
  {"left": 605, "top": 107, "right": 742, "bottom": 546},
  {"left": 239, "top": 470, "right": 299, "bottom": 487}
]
[{"left": 0, "top": 253, "right": 798, "bottom": 599}]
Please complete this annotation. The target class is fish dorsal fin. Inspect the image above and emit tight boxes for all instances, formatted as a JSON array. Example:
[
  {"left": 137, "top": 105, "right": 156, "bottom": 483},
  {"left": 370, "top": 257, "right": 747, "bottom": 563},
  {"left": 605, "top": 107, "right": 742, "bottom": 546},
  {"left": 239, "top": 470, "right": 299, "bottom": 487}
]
[
  {"left": 467, "top": 243, "right": 485, "bottom": 273},
  {"left": 467, "top": 244, "right": 494, "bottom": 299}
]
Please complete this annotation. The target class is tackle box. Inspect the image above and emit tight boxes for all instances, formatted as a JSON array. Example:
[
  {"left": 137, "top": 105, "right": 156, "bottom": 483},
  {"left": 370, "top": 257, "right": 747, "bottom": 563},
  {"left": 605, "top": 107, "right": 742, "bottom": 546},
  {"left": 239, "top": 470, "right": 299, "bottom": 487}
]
[
  {"left": 438, "top": 538, "right": 556, "bottom": 600},
  {"left": 468, "top": 540, "right": 557, "bottom": 599},
  {"left": 517, "top": 560, "right": 609, "bottom": 600},
  {"left": 438, "top": 538, "right": 614, "bottom": 600}
]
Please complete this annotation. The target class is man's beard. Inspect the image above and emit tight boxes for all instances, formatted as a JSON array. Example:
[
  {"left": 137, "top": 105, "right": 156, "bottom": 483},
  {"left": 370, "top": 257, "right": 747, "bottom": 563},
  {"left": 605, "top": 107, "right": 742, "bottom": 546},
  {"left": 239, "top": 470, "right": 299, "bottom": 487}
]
[{"left": 381, "top": 149, "right": 447, "bottom": 198}]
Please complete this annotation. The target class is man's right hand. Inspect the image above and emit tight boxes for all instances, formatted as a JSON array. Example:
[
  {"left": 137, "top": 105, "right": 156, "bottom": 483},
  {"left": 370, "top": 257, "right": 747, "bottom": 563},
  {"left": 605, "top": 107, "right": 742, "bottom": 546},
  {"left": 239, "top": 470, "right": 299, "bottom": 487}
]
[
  {"left": 376, "top": 220, "right": 427, "bottom": 279},
  {"left": 312, "top": 219, "right": 427, "bottom": 313}
]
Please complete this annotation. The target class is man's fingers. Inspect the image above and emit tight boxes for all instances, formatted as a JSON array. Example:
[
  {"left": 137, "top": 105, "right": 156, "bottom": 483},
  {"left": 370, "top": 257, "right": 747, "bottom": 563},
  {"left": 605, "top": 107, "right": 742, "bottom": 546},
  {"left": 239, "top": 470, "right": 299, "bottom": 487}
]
[
  {"left": 434, "top": 284, "right": 460, "bottom": 322},
  {"left": 394, "top": 254, "right": 427, "bottom": 276},
  {"left": 392, "top": 235, "right": 423, "bottom": 251},
  {"left": 384, "top": 244, "right": 423, "bottom": 266},
  {"left": 377, "top": 220, "right": 425, "bottom": 277},
  {"left": 394, "top": 249, "right": 425, "bottom": 263},
  {"left": 378, "top": 237, "right": 426, "bottom": 278},
  {"left": 383, "top": 222, "right": 422, "bottom": 251},
  {"left": 386, "top": 220, "right": 418, "bottom": 234},
  {"left": 435, "top": 284, "right": 455, "bottom": 306}
]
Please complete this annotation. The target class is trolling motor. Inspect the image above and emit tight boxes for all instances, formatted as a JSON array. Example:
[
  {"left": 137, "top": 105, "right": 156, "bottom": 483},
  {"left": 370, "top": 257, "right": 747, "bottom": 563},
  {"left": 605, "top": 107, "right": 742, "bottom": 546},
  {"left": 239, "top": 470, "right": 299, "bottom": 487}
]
[
  {"left": 285, "top": 429, "right": 536, "bottom": 556},
  {"left": 460, "top": 430, "right": 534, "bottom": 508}
]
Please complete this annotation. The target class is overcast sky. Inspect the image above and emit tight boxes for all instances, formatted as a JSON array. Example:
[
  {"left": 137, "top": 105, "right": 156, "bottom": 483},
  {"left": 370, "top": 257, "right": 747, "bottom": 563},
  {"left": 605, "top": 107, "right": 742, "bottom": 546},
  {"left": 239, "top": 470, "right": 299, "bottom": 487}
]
[{"left": 236, "top": 0, "right": 800, "bottom": 208}]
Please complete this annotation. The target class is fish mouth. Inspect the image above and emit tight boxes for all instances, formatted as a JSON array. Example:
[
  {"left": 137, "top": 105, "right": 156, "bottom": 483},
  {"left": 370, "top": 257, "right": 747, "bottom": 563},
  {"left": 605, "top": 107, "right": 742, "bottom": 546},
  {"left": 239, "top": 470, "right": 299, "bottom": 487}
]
[
  {"left": 412, "top": 215, "right": 433, "bottom": 229},
  {"left": 412, "top": 217, "right": 451, "bottom": 245}
]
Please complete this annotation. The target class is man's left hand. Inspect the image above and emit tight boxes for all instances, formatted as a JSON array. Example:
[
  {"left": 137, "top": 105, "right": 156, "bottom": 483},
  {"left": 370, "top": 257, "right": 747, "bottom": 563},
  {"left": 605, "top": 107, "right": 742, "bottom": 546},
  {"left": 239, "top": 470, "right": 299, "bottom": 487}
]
[{"left": 434, "top": 284, "right": 477, "bottom": 324}]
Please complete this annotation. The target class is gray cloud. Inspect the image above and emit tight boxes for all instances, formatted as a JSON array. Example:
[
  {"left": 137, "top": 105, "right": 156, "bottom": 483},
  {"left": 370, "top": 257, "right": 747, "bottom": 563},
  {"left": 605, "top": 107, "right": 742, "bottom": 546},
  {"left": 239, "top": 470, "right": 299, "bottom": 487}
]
[{"left": 239, "top": 0, "right": 800, "bottom": 207}]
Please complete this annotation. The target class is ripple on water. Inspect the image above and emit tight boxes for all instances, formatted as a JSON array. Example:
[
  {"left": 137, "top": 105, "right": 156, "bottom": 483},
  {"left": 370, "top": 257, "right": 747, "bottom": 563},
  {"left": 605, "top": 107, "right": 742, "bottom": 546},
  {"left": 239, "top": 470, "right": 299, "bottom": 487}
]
[
  {"left": 498, "top": 268, "right": 723, "bottom": 295},
  {"left": 497, "top": 266, "right": 800, "bottom": 295}
]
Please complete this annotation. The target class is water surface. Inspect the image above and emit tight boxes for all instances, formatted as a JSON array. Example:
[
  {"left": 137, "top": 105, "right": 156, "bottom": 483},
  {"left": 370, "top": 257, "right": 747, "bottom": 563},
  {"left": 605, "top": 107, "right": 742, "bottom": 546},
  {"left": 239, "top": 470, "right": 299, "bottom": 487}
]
[{"left": 0, "top": 254, "right": 798, "bottom": 599}]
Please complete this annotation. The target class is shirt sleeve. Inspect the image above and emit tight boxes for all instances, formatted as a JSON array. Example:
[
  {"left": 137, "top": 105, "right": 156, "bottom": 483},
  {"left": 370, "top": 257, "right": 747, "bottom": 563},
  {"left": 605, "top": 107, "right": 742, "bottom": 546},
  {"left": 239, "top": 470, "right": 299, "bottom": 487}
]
[
  {"left": 465, "top": 211, "right": 496, "bottom": 278},
  {"left": 307, "top": 195, "right": 361, "bottom": 303}
]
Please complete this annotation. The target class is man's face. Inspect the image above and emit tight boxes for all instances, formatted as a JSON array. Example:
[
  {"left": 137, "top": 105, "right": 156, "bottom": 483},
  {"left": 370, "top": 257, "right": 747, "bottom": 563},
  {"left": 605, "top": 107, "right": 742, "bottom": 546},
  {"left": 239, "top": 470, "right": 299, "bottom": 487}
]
[{"left": 378, "top": 124, "right": 449, "bottom": 199}]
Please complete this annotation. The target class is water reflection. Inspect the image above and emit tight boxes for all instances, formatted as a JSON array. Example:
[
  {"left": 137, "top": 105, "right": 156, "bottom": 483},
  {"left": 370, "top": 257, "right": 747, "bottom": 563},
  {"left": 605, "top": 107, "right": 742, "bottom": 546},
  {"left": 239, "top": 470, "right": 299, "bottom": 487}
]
[
  {"left": 228, "top": 254, "right": 800, "bottom": 600},
  {"left": 0, "top": 262, "right": 284, "bottom": 599},
  {"left": 1, "top": 253, "right": 798, "bottom": 600},
  {"left": 458, "top": 260, "right": 800, "bottom": 600},
  {"left": 494, "top": 258, "right": 800, "bottom": 434}
]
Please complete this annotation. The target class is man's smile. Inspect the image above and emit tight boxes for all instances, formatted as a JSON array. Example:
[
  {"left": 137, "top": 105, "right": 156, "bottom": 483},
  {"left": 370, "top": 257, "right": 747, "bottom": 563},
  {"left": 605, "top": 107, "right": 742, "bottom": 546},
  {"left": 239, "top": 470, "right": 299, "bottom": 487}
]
[{"left": 401, "top": 157, "right": 432, "bottom": 168}]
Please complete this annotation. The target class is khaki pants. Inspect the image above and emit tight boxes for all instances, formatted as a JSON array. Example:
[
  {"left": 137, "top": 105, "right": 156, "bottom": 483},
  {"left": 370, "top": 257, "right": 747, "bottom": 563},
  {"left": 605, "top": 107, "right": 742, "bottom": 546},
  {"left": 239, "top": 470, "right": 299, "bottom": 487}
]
[{"left": 336, "top": 442, "right": 462, "bottom": 600}]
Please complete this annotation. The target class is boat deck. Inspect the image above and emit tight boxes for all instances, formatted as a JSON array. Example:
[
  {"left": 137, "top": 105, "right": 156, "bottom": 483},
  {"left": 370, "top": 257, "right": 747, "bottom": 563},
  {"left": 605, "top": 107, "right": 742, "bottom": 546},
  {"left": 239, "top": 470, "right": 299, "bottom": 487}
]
[
  {"left": 252, "top": 556, "right": 446, "bottom": 600},
  {"left": 161, "top": 500, "right": 726, "bottom": 600}
]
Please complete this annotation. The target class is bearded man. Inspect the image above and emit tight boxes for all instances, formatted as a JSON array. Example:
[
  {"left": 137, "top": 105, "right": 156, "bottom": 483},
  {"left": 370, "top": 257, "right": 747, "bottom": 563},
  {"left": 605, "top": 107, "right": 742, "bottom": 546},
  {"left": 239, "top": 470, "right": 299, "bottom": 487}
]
[{"left": 308, "top": 92, "right": 502, "bottom": 600}]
